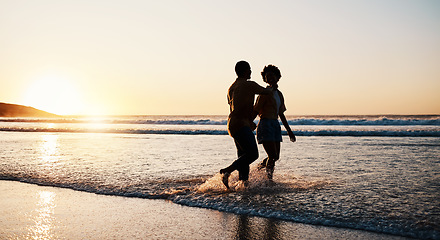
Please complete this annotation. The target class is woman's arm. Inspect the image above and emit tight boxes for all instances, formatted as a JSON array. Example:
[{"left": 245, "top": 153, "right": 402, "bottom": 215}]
[{"left": 279, "top": 112, "right": 296, "bottom": 142}]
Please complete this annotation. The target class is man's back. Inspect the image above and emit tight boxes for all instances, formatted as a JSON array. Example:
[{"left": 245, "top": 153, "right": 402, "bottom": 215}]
[{"left": 227, "top": 78, "right": 265, "bottom": 135}]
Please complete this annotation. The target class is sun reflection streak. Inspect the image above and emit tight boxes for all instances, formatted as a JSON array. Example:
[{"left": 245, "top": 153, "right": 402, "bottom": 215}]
[
  {"left": 39, "top": 134, "right": 59, "bottom": 164},
  {"left": 27, "top": 191, "right": 56, "bottom": 239},
  {"left": 84, "top": 117, "right": 109, "bottom": 131},
  {"left": 37, "top": 134, "right": 63, "bottom": 182}
]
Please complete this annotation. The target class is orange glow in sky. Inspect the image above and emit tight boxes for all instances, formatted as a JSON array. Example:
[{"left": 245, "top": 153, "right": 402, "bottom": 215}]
[
  {"left": 22, "top": 75, "right": 83, "bottom": 115},
  {"left": 1, "top": 1, "right": 439, "bottom": 115}
]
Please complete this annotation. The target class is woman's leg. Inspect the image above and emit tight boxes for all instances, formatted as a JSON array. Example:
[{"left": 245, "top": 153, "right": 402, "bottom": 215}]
[
  {"left": 257, "top": 157, "right": 268, "bottom": 169},
  {"left": 262, "top": 141, "right": 280, "bottom": 179}
]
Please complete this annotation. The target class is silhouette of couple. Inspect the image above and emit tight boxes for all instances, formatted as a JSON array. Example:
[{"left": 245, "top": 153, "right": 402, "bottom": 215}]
[{"left": 220, "top": 60, "right": 296, "bottom": 189}]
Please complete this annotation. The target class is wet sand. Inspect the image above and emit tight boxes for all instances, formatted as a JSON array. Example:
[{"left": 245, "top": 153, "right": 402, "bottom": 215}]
[{"left": 0, "top": 181, "right": 409, "bottom": 239}]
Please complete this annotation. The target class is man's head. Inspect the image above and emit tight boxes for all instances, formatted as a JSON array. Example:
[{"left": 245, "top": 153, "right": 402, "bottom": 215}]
[{"left": 235, "top": 61, "right": 251, "bottom": 79}]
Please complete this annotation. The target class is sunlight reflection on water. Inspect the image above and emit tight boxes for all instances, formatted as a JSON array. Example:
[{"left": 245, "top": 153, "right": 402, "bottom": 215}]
[
  {"left": 27, "top": 190, "right": 56, "bottom": 239},
  {"left": 39, "top": 134, "right": 58, "bottom": 164}
]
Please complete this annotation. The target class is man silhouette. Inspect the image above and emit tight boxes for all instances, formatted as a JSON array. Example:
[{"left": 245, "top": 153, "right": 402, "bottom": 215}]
[{"left": 220, "top": 60, "right": 274, "bottom": 189}]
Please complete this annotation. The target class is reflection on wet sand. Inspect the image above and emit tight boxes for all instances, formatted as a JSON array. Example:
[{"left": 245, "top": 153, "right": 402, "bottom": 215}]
[
  {"left": 27, "top": 190, "right": 56, "bottom": 239},
  {"left": 233, "top": 214, "right": 282, "bottom": 240},
  {"left": 24, "top": 134, "right": 59, "bottom": 239}
]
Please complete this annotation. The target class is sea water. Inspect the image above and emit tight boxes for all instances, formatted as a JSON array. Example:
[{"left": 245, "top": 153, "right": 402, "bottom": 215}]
[{"left": 0, "top": 115, "right": 439, "bottom": 239}]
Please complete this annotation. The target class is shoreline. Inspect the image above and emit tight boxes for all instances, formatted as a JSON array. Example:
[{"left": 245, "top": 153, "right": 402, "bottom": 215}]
[{"left": 0, "top": 180, "right": 410, "bottom": 239}]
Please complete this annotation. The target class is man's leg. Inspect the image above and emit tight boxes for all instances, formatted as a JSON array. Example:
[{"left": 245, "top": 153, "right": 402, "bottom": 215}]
[
  {"left": 231, "top": 127, "right": 259, "bottom": 181},
  {"left": 220, "top": 127, "right": 259, "bottom": 181}
]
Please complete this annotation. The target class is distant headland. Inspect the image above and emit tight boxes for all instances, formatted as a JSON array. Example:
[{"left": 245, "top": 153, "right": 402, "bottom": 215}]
[{"left": 0, "top": 102, "right": 59, "bottom": 117}]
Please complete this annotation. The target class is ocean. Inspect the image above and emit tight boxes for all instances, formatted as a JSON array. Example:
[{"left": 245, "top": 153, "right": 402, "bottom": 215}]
[{"left": 1, "top": 115, "right": 439, "bottom": 239}]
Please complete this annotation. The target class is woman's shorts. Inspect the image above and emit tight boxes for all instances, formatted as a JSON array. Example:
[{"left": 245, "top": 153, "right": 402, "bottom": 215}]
[{"left": 256, "top": 118, "right": 282, "bottom": 144}]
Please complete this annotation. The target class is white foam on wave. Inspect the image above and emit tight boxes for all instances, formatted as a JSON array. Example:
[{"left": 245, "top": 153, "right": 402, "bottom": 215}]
[
  {"left": 288, "top": 116, "right": 440, "bottom": 126},
  {"left": 1, "top": 126, "right": 439, "bottom": 136},
  {"left": 2, "top": 115, "right": 439, "bottom": 126}
]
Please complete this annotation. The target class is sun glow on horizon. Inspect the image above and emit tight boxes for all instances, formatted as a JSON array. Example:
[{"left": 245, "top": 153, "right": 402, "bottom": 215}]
[
  {"left": 22, "top": 74, "right": 84, "bottom": 115},
  {"left": 2, "top": 1, "right": 438, "bottom": 115}
]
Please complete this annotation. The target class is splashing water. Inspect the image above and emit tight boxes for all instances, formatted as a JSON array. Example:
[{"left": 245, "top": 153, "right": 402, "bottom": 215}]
[{"left": 197, "top": 165, "right": 333, "bottom": 194}]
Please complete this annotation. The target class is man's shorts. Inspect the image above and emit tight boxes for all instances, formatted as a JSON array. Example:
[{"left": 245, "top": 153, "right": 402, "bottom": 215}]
[{"left": 256, "top": 118, "right": 282, "bottom": 144}]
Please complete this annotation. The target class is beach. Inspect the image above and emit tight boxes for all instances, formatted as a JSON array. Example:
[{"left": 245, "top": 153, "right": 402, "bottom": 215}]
[
  {"left": 1, "top": 180, "right": 411, "bottom": 239},
  {"left": 0, "top": 115, "right": 439, "bottom": 239},
  {"left": 2, "top": 0, "right": 439, "bottom": 238}
]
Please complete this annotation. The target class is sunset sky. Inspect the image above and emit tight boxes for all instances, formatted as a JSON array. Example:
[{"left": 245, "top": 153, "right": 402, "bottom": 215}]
[{"left": 1, "top": 0, "right": 439, "bottom": 115}]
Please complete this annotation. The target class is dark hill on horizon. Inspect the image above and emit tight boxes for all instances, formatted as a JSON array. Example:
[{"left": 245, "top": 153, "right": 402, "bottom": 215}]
[{"left": 0, "top": 102, "right": 59, "bottom": 117}]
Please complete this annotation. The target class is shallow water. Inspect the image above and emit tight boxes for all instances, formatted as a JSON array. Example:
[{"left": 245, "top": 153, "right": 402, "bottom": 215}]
[
  {"left": 1, "top": 129, "right": 439, "bottom": 239},
  {"left": 1, "top": 115, "right": 439, "bottom": 136},
  {"left": 2, "top": 180, "right": 411, "bottom": 240}
]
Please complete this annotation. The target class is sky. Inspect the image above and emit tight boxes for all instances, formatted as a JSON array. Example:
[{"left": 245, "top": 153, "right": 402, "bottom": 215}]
[{"left": 1, "top": 0, "right": 439, "bottom": 115}]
